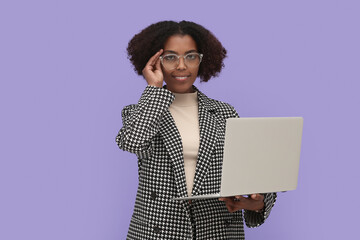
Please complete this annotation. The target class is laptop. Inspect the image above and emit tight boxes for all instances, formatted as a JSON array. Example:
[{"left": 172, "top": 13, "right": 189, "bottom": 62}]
[{"left": 174, "top": 117, "right": 304, "bottom": 200}]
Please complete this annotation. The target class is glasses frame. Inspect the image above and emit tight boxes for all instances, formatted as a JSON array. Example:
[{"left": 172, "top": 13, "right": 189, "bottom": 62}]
[{"left": 159, "top": 52, "right": 203, "bottom": 70}]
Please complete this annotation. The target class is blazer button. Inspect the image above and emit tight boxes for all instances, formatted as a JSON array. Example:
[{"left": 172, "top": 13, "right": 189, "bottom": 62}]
[
  {"left": 153, "top": 226, "right": 161, "bottom": 233},
  {"left": 150, "top": 191, "right": 157, "bottom": 200}
]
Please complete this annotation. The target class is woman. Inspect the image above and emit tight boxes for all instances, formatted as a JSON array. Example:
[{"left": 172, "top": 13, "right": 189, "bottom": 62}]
[{"left": 116, "top": 20, "right": 277, "bottom": 239}]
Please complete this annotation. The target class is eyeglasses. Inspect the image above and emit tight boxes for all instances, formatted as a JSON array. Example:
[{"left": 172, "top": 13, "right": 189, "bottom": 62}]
[{"left": 159, "top": 52, "right": 203, "bottom": 70}]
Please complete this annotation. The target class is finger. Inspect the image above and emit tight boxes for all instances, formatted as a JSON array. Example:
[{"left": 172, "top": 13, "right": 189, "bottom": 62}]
[
  {"left": 219, "top": 197, "right": 229, "bottom": 201},
  {"left": 251, "top": 194, "right": 264, "bottom": 201},
  {"left": 235, "top": 195, "right": 246, "bottom": 200},
  {"left": 250, "top": 194, "right": 260, "bottom": 200},
  {"left": 229, "top": 198, "right": 244, "bottom": 207},
  {"left": 251, "top": 194, "right": 257, "bottom": 200},
  {"left": 222, "top": 199, "right": 235, "bottom": 208},
  {"left": 155, "top": 56, "right": 161, "bottom": 71},
  {"left": 145, "top": 49, "right": 162, "bottom": 68},
  {"left": 150, "top": 49, "right": 163, "bottom": 66},
  {"left": 225, "top": 199, "right": 244, "bottom": 213},
  {"left": 219, "top": 197, "right": 232, "bottom": 202}
]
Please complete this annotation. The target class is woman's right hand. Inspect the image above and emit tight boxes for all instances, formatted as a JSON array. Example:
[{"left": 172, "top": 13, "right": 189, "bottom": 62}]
[{"left": 142, "top": 49, "right": 164, "bottom": 88}]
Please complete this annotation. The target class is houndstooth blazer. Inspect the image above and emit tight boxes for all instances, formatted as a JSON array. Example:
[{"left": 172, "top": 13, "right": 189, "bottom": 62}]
[{"left": 116, "top": 85, "right": 277, "bottom": 239}]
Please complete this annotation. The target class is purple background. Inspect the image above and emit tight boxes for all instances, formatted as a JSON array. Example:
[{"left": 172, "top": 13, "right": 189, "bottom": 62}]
[{"left": 1, "top": 0, "right": 359, "bottom": 239}]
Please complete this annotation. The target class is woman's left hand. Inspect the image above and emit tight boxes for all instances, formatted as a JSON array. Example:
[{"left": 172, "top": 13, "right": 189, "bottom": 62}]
[{"left": 219, "top": 194, "right": 264, "bottom": 213}]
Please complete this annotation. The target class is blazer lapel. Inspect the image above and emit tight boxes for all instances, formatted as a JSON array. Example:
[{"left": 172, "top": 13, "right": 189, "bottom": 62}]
[
  {"left": 159, "top": 86, "right": 221, "bottom": 199},
  {"left": 191, "top": 88, "right": 220, "bottom": 196},
  {"left": 159, "top": 110, "right": 188, "bottom": 199}
]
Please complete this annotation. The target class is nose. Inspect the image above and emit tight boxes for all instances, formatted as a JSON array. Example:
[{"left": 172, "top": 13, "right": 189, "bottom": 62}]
[{"left": 176, "top": 56, "right": 187, "bottom": 70}]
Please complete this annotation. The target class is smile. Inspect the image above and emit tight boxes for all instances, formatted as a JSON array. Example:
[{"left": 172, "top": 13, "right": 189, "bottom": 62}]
[{"left": 173, "top": 75, "right": 190, "bottom": 80}]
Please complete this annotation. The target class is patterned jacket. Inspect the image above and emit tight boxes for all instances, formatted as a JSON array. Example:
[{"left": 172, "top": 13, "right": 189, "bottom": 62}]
[{"left": 116, "top": 85, "right": 277, "bottom": 239}]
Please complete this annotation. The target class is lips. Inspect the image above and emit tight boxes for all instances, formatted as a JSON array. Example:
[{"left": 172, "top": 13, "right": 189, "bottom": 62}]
[{"left": 173, "top": 75, "right": 190, "bottom": 81}]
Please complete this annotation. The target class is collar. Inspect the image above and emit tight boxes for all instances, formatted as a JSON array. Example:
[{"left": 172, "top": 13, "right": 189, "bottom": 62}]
[
  {"left": 163, "top": 85, "right": 218, "bottom": 112},
  {"left": 192, "top": 85, "right": 218, "bottom": 112}
]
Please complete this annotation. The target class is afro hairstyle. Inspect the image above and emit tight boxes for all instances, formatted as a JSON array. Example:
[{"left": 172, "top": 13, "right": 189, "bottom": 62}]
[{"left": 127, "top": 20, "right": 227, "bottom": 82}]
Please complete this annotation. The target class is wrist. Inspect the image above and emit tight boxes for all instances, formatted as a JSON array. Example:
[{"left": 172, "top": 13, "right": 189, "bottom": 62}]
[
  {"left": 254, "top": 206, "right": 264, "bottom": 213},
  {"left": 254, "top": 201, "right": 265, "bottom": 213},
  {"left": 147, "top": 82, "right": 163, "bottom": 88}
]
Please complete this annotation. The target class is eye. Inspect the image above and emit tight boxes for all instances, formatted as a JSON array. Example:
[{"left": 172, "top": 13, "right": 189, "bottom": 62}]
[
  {"left": 163, "top": 55, "right": 177, "bottom": 61},
  {"left": 186, "top": 53, "right": 197, "bottom": 61}
]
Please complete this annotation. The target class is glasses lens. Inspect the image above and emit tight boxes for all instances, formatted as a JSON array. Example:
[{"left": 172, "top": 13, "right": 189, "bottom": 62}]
[
  {"left": 184, "top": 53, "right": 201, "bottom": 67},
  {"left": 162, "top": 54, "right": 178, "bottom": 70},
  {"left": 161, "top": 53, "right": 202, "bottom": 69}
]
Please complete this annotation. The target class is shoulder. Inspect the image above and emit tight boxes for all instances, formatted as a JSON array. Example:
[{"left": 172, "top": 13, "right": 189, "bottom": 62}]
[
  {"left": 197, "top": 89, "right": 239, "bottom": 118},
  {"left": 209, "top": 97, "right": 235, "bottom": 110},
  {"left": 121, "top": 85, "right": 175, "bottom": 115},
  {"left": 209, "top": 97, "right": 238, "bottom": 118}
]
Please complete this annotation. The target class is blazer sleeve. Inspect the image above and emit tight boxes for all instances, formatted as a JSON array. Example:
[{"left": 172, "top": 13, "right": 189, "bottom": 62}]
[
  {"left": 228, "top": 104, "right": 278, "bottom": 228},
  {"left": 243, "top": 193, "right": 277, "bottom": 228},
  {"left": 115, "top": 85, "right": 175, "bottom": 159}
]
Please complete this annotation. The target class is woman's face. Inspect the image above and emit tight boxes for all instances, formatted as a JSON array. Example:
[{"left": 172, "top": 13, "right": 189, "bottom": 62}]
[{"left": 161, "top": 34, "right": 199, "bottom": 93}]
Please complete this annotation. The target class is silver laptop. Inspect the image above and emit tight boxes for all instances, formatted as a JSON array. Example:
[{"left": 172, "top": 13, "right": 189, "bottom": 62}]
[{"left": 174, "top": 117, "right": 303, "bottom": 200}]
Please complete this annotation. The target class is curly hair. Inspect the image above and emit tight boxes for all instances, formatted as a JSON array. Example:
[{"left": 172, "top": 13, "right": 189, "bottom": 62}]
[{"left": 127, "top": 20, "right": 227, "bottom": 82}]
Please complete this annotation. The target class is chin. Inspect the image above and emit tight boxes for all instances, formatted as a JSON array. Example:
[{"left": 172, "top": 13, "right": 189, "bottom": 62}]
[
  {"left": 164, "top": 76, "right": 197, "bottom": 93},
  {"left": 168, "top": 84, "right": 194, "bottom": 93}
]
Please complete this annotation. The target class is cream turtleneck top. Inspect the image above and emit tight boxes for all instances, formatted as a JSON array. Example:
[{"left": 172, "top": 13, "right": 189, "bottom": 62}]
[{"left": 168, "top": 92, "right": 200, "bottom": 196}]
